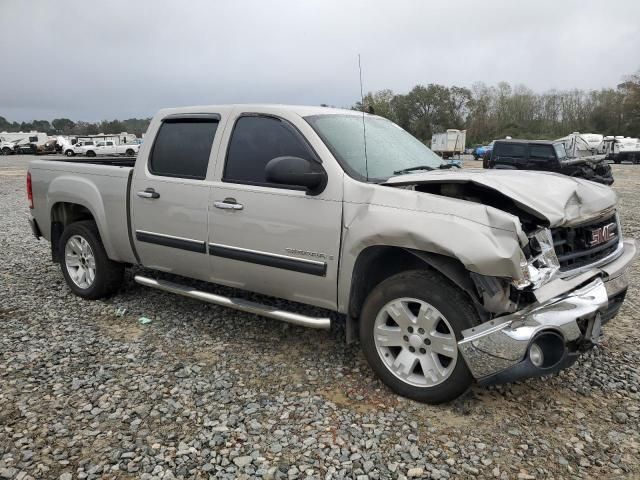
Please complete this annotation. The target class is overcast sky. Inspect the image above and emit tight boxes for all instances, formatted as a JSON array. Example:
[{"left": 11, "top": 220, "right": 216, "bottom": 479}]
[{"left": 1, "top": 0, "right": 639, "bottom": 122}]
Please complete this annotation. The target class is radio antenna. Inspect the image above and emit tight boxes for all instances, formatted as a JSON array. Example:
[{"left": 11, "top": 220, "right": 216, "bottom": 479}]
[{"left": 358, "top": 54, "right": 369, "bottom": 181}]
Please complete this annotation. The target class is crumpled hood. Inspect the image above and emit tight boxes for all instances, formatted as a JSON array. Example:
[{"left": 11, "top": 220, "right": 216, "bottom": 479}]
[{"left": 384, "top": 168, "right": 617, "bottom": 227}]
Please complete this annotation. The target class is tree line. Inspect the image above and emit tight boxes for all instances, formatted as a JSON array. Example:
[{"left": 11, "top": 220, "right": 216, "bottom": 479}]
[
  {"left": 2, "top": 70, "right": 638, "bottom": 145},
  {"left": 355, "top": 70, "right": 640, "bottom": 144},
  {"left": 0, "top": 117, "right": 152, "bottom": 138}
]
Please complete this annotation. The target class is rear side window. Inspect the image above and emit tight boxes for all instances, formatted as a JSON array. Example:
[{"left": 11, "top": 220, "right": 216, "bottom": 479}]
[
  {"left": 530, "top": 145, "right": 555, "bottom": 160},
  {"left": 224, "top": 115, "right": 316, "bottom": 185},
  {"left": 493, "top": 143, "right": 526, "bottom": 160},
  {"left": 149, "top": 119, "right": 218, "bottom": 179}
]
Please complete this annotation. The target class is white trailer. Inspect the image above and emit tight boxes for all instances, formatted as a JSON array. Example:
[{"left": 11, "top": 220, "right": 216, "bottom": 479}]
[
  {"left": 431, "top": 129, "right": 466, "bottom": 158},
  {"left": 601, "top": 136, "right": 640, "bottom": 163},
  {"left": 555, "top": 132, "right": 604, "bottom": 158},
  {"left": 0, "top": 131, "right": 48, "bottom": 145}
]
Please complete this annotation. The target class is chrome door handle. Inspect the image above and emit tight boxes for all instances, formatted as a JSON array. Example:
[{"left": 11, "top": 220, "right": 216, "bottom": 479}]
[
  {"left": 137, "top": 188, "right": 160, "bottom": 199},
  {"left": 214, "top": 198, "right": 243, "bottom": 210}
]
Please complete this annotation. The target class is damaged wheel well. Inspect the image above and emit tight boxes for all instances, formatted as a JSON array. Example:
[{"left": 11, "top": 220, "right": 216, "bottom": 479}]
[
  {"left": 348, "top": 246, "right": 484, "bottom": 320},
  {"left": 345, "top": 246, "right": 520, "bottom": 343}
]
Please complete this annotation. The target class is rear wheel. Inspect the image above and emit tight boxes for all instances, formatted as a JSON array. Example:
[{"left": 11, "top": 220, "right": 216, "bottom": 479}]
[
  {"left": 1, "top": 147, "right": 11, "bottom": 155},
  {"left": 59, "top": 220, "right": 124, "bottom": 299},
  {"left": 65, "top": 149, "right": 75, "bottom": 157},
  {"left": 86, "top": 150, "right": 96, "bottom": 157},
  {"left": 360, "top": 270, "right": 477, "bottom": 403},
  {"left": 126, "top": 148, "right": 135, "bottom": 156}
]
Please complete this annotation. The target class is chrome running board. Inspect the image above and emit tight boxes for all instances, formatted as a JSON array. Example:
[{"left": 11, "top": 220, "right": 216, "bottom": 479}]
[{"left": 134, "top": 275, "right": 331, "bottom": 330}]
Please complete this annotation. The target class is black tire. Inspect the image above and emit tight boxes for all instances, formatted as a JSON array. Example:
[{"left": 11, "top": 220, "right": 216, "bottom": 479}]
[
  {"left": 126, "top": 149, "right": 135, "bottom": 156},
  {"left": 65, "top": 149, "right": 75, "bottom": 157},
  {"left": 1, "top": 147, "right": 11, "bottom": 156},
  {"left": 359, "top": 269, "right": 477, "bottom": 404},
  {"left": 86, "top": 150, "right": 96, "bottom": 157},
  {"left": 59, "top": 220, "right": 124, "bottom": 299}
]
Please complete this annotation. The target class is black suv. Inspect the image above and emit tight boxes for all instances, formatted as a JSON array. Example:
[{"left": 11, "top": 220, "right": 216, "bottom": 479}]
[{"left": 485, "top": 139, "right": 613, "bottom": 185}]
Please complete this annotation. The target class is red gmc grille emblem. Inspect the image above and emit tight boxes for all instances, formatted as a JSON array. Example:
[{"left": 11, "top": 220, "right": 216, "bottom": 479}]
[{"left": 589, "top": 222, "right": 616, "bottom": 247}]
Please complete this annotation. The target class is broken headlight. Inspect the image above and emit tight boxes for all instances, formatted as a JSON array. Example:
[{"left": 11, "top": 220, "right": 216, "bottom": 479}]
[{"left": 512, "top": 228, "right": 560, "bottom": 290}]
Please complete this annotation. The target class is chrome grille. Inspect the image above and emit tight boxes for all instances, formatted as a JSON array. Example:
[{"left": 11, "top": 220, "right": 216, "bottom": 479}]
[{"left": 551, "top": 214, "right": 619, "bottom": 271}]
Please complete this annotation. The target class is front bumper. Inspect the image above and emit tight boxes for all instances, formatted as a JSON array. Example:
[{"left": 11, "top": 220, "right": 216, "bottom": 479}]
[{"left": 458, "top": 239, "right": 637, "bottom": 383}]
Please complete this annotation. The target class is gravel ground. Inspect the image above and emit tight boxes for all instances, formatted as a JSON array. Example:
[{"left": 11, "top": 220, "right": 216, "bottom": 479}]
[{"left": 1, "top": 155, "right": 640, "bottom": 480}]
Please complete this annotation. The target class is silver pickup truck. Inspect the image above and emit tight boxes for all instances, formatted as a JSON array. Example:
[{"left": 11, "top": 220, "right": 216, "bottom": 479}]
[{"left": 27, "top": 104, "right": 637, "bottom": 403}]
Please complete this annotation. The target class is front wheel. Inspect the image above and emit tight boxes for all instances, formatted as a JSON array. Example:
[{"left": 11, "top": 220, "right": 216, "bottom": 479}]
[
  {"left": 65, "top": 149, "right": 75, "bottom": 157},
  {"left": 59, "top": 220, "right": 124, "bottom": 299},
  {"left": 86, "top": 150, "right": 96, "bottom": 157},
  {"left": 126, "top": 149, "right": 135, "bottom": 156},
  {"left": 359, "top": 270, "right": 477, "bottom": 404}
]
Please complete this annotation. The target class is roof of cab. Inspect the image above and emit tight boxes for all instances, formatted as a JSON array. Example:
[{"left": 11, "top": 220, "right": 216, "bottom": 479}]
[
  {"left": 155, "top": 104, "right": 365, "bottom": 119},
  {"left": 494, "top": 139, "right": 559, "bottom": 145}
]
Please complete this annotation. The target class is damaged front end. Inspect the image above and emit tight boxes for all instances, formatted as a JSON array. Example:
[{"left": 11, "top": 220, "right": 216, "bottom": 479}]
[
  {"left": 383, "top": 170, "right": 637, "bottom": 385},
  {"left": 461, "top": 213, "right": 637, "bottom": 385}
]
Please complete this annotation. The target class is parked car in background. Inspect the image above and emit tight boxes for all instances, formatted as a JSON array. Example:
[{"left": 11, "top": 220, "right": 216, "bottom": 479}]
[
  {"left": 82, "top": 140, "right": 140, "bottom": 157},
  {"left": 63, "top": 141, "right": 95, "bottom": 157},
  {"left": 1, "top": 139, "right": 18, "bottom": 155},
  {"left": 36, "top": 139, "right": 59, "bottom": 155},
  {"left": 13, "top": 139, "right": 38, "bottom": 155},
  {"left": 27, "top": 104, "right": 636, "bottom": 404},
  {"left": 485, "top": 139, "right": 614, "bottom": 185},
  {"left": 473, "top": 143, "right": 493, "bottom": 160}
]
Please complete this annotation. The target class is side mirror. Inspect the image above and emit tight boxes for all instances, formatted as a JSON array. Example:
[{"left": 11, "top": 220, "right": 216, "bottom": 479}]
[{"left": 265, "top": 156, "right": 327, "bottom": 194}]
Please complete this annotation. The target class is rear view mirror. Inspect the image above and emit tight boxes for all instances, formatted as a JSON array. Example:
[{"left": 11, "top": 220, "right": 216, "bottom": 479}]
[{"left": 265, "top": 156, "right": 327, "bottom": 194}]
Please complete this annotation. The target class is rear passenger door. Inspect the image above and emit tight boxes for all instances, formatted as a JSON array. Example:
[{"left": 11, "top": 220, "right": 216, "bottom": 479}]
[
  {"left": 208, "top": 111, "right": 343, "bottom": 310},
  {"left": 131, "top": 114, "right": 222, "bottom": 281}
]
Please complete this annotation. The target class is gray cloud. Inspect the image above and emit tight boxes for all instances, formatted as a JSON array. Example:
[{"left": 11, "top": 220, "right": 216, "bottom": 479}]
[{"left": 1, "top": 0, "right": 639, "bottom": 121}]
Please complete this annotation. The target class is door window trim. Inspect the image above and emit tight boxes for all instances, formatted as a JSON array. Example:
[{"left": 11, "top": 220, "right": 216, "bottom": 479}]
[{"left": 221, "top": 113, "right": 323, "bottom": 190}]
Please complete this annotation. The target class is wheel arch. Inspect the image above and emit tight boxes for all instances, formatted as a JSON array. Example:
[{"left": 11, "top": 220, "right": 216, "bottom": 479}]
[
  {"left": 50, "top": 201, "right": 99, "bottom": 262},
  {"left": 344, "top": 246, "right": 485, "bottom": 343}
]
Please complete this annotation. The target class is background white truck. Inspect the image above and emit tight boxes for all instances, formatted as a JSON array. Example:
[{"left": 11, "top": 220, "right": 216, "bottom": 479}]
[
  {"left": 431, "top": 129, "right": 466, "bottom": 158},
  {"left": 80, "top": 140, "right": 140, "bottom": 157}
]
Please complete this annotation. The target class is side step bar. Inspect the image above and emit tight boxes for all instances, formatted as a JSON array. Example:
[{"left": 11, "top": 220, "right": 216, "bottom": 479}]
[{"left": 134, "top": 275, "right": 331, "bottom": 330}]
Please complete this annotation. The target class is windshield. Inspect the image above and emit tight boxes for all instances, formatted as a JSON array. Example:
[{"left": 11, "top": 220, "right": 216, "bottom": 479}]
[{"left": 305, "top": 114, "right": 444, "bottom": 181}]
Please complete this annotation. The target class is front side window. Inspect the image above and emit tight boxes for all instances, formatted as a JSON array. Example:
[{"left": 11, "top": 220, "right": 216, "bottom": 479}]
[
  {"left": 224, "top": 115, "right": 316, "bottom": 185},
  {"left": 553, "top": 143, "right": 567, "bottom": 160},
  {"left": 530, "top": 145, "right": 555, "bottom": 160},
  {"left": 149, "top": 119, "right": 218, "bottom": 179},
  {"left": 305, "top": 114, "right": 443, "bottom": 181}
]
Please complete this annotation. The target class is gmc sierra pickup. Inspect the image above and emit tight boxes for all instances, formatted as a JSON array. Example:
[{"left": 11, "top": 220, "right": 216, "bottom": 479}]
[{"left": 27, "top": 105, "right": 637, "bottom": 403}]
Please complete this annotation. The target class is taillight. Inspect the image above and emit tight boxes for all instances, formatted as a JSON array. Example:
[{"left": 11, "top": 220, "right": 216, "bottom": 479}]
[{"left": 27, "top": 171, "right": 33, "bottom": 209}]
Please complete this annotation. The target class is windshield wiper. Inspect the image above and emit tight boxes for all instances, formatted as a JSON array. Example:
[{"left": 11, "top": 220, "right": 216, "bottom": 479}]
[{"left": 393, "top": 165, "right": 436, "bottom": 175}]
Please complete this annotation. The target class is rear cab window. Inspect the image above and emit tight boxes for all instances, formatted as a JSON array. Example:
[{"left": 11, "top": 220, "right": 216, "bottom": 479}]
[
  {"left": 149, "top": 118, "right": 219, "bottom": 180},
  {"left": 529, "top": 145, "right": 556, "bottom": 160}
]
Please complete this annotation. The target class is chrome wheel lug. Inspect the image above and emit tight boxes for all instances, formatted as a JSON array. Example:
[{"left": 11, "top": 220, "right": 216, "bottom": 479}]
[
  {"left": 418, "top": 328, "right": 425, "bottom": 334},
  {"left": 424, "top": 338, "right": 431, "bottom": 346},
  {"left": 409, "top": 346, "right": 415, "bottom": 353},
  {"left": 419, "top": 348, "right": 426, "bottom": 354}
]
